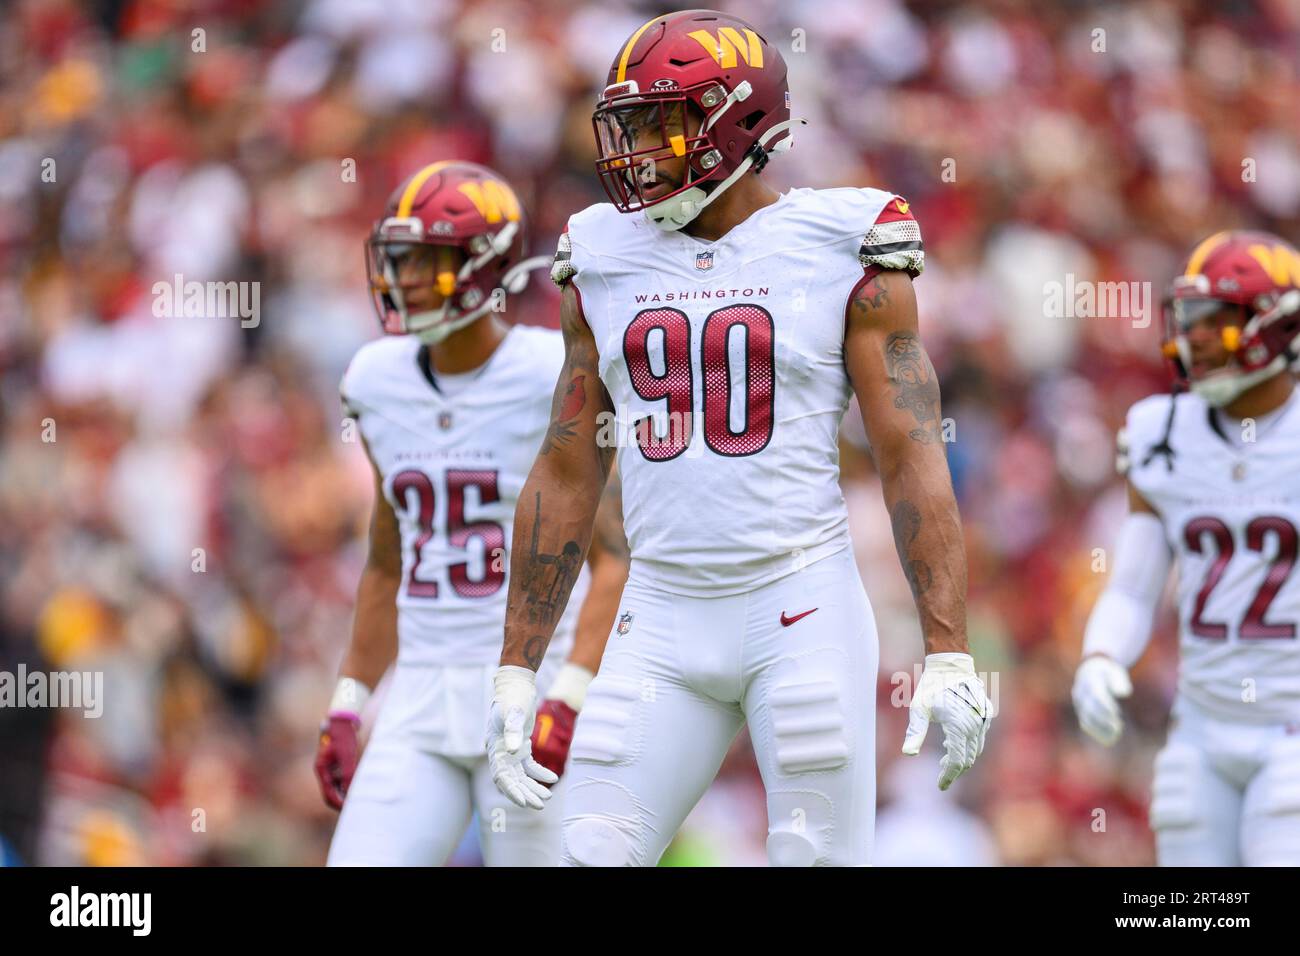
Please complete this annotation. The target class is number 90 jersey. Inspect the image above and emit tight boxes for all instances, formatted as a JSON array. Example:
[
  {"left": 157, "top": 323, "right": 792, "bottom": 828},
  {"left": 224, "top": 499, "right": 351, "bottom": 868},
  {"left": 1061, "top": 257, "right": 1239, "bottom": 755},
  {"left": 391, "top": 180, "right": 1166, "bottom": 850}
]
[
  {"left": 1122, "top": 390, "right": 1300, "bottom": 721},
  {"left": 341, "top": 328, "right": 581, "bottom": 666},
  {"left": 553, "top": 187, "right": 923, "bottom": 595}
]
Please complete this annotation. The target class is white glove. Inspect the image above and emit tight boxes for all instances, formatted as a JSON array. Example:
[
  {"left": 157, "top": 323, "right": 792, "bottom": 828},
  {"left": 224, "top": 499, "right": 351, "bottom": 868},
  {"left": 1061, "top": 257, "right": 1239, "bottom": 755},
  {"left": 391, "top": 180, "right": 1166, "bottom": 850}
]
[
  {"left": 487, "top": 665, "right": 558, "bottom": 810},
  {"left": 1072, "top": 654, "right": 1132, "bottom": 747},
  {"left": 902, "top": 652, "right": 992, "bottom": 791}
]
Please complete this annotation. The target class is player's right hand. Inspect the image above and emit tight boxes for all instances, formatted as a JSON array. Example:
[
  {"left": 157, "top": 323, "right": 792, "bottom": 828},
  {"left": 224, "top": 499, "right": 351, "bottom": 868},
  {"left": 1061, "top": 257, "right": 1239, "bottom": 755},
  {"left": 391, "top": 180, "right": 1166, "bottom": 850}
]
[
  {"left": 315, "top": 714, "right": 361, "bottom": 810},
  {"left": 487, "top": 665, "right": 558, "bottom": 810},
  {"left": 902, "top": 652, "right": 992, "bottom": 791},
  {"left": 1072, "top": 654, "right": 1132, "bottom": 747}
]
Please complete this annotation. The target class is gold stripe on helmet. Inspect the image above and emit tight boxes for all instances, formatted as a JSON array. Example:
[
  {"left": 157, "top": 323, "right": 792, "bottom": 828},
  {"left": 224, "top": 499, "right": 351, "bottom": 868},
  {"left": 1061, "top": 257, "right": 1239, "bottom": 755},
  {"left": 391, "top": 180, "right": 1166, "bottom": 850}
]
[
  {"left": 616, "top": 15, "right": 663, "bottom": 83},
  {"left": 1183, "top": 231, "right": 1231, "bottom": 278},
  {"left": 396, "top": 161, "right": 453, "bottom": 218}
]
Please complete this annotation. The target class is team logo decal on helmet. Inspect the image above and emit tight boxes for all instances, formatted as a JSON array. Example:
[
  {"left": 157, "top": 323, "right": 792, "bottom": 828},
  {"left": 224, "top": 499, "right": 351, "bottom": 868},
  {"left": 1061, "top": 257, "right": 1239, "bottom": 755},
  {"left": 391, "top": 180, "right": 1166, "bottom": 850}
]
[
  {"left": 1162, "top": 230, "right": 1300, "bottom": 406},
  {"left": 592, "top": 10, "right": 807, "bottom": 231},
  {"left": 365, "top": 160, "right": 541, "bottom": 344}
]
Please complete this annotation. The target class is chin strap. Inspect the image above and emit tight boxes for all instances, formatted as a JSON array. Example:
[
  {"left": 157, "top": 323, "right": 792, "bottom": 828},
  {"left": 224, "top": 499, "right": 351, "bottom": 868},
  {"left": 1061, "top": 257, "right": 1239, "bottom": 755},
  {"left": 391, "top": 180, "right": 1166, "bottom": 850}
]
[
  {"left": 1179, "top": 288, "right": 1300, "bottom": 408},
  {"left": 645, "top": 117, "right": 809, "bottom": 232},
  {"left": 1141, "top": 385, "right": 1182, "bottom": 471},
  {"left": 1192, "top": 355, "right": 1291, "bottom": 407},
  {"left": 410, "top": 252, "right": 552, "bottom": 344},
  {"left": 501, "top": 254, "right": 551, "bottom": 293},
  {"left": 407, "top": 223, "right": 529, "bottom": 342}
]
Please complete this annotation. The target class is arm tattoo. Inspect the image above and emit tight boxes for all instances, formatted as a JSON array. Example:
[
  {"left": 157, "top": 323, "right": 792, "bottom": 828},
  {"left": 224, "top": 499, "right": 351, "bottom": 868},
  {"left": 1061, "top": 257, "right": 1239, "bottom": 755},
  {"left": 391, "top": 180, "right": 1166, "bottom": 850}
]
[
  {"left": 541, "top": 302, "right": 601, "bottom": 455},
  {"left": 541, "top": 373, "right": 586, "bottom": 454},
  {"left": 890, "top": 499, "right": 934, "bottom": 599},
  {"left": 856, "top": 273, "right": 891, "bottom": 310},
  {"left": 883, "top": 331, "right": 942, "bottom": 444},
  {"left": 518, "top": 491, "right": 582, "bottom": 625},
  {"left": 523, "top": 636, "right": 546, "bottom": 670}
]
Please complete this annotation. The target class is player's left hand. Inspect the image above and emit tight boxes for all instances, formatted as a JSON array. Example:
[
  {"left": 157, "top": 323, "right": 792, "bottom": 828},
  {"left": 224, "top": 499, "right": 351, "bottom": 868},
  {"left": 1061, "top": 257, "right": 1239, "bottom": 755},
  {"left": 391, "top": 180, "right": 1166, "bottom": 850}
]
[
  {"left": 901, "top": 652, "right": 992, "bottom": 791},
  {"left": 487, "top": 665, "right": 558, "bottom": 810},
  {"left": 1071, "top": 654, "right": 1132, "bottom": 747},
  {"left": 529, "top": 662, "right": 594, "bottom": 780},
  {"left": 315, "top": 714, "right": 361, "bottom": 810},
  {"left": 530, "top": 699, "right": 578, "bottom": 779}
]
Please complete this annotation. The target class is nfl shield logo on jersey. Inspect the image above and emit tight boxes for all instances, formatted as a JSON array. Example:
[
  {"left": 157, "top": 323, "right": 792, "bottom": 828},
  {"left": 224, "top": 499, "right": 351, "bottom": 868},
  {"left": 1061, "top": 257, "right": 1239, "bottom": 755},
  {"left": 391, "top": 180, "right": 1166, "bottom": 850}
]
[
  {"left": 438, "top": 411, "right": 453, "bottom": 430},
  {"left": 616, "top": 612, "right": 634, "bottom": 635},
  {"left": 695, "top": 251, "right": 714, "bottom": 272}
]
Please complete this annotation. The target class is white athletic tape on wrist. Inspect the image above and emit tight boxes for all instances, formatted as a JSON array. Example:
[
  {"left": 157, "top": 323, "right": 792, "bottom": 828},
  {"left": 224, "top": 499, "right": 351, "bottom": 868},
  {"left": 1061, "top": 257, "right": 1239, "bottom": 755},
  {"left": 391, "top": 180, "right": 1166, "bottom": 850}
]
[
  {"left": 329, "top": 677, "right": 372, "bottom": 721},
  {"left": 545, "top": 663, "right": 595, "bottom": 712}
]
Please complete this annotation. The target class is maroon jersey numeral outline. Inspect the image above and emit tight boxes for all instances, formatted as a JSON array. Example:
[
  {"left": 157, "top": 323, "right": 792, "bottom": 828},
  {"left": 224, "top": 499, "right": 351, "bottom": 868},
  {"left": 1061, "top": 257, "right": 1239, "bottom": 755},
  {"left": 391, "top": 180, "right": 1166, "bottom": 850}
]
[
  {"left": 446, "top": 469, "right": 506, "bottom": 599},
  {"left": 623, "top": 308, "right": 694, "bottom": 461},
  {"left": 390, "top": 468, "right": 505, "bottom": 601},
  {"left": 391, "top": 469, "right": 440, "bottom": 598},
  {"left": 1183, "top": 514, "right": 1298, "bottom": 641},
  {"left": 1241, "top": 516, "right": 1298, "bottom": 639},
  {"left": 701, "top": 304, "right": 776, "bottom": 457},
  {"left": 622, "top": 304, "right": 776, "bottom": 461}
]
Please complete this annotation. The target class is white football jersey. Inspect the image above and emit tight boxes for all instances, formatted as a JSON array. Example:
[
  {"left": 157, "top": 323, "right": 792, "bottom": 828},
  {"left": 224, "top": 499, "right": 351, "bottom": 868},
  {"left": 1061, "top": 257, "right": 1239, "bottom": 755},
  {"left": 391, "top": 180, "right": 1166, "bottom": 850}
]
[
  {"left": 553, "top": 187, "right": 923, "bottom": 595},
  {"left": 1123, "top": 389, "right": 1300, "bottom": 721},
  {"left": 341, "top": 326, "right": 581, "bottom": 666}
]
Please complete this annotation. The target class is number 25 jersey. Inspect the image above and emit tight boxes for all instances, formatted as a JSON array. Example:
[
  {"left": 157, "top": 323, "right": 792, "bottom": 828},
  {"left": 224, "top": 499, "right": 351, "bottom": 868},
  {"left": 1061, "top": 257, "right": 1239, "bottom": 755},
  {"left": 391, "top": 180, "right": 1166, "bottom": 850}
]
[
  {"left": 553, "top": 187, "right": 923, "bottom": 596},
  {"left": 340, "top": 327, "right": 580, "bottom": 667}
]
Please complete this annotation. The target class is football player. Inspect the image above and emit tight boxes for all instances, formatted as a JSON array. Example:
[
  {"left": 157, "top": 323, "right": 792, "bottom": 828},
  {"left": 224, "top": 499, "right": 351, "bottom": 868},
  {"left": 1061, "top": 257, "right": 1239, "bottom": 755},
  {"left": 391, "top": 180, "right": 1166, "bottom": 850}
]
[
  {"left": 315, "top": 161, "right": 628, "bottom": 866},
  {"left": 485, "top": 11, "right": 992, "bottom": 866},
  {"left": 1074, "top": 230, "right": 1300, "bottom": 866}
]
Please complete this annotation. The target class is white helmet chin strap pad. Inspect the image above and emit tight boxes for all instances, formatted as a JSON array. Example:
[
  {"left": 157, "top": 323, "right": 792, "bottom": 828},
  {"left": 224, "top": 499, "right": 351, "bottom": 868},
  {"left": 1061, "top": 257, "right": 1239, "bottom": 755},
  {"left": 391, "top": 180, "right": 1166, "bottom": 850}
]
[
  {"left": 1191, "top": 355, "right": 1288, "bottom": 406},
  {"left": 410, "top": 303, "right": 488, "bottom": 344},
  {"left": 644, "top": 118, "right": 808, "bottom": 232},
  {"left": 409, "top": 253, "right": 553, "bottom": 344}
]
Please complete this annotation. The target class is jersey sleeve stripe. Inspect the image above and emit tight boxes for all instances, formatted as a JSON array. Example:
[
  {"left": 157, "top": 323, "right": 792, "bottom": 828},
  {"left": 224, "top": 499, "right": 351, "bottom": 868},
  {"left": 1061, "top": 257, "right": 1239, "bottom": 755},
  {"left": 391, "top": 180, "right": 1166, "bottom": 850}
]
[
  {"left": 551, "top": 229, "right": 576, "bottom": 287},
  {"left": 858, "top": 217, "right": 924, "bottom": 276}
]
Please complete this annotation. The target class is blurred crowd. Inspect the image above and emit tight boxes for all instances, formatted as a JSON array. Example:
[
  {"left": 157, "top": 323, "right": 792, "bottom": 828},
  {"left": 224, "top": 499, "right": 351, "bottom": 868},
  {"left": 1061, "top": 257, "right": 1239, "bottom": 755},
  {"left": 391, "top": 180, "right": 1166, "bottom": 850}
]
[{"left": 2, "top": 0, "right": 1298, "bottom": 866}]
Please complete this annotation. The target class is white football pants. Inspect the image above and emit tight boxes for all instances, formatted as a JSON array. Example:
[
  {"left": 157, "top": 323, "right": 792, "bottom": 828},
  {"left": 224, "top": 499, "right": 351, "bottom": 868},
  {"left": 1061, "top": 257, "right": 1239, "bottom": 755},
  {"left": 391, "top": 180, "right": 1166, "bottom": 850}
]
[
  {"left": 561, "top": 547, "right": 879, "bottom": 866},
  {"left": 1151, "top": 694, "right": 1300, "bottom": 866},
  {"left": 327, "top": 660, "right": 564, "bottom": 866}
]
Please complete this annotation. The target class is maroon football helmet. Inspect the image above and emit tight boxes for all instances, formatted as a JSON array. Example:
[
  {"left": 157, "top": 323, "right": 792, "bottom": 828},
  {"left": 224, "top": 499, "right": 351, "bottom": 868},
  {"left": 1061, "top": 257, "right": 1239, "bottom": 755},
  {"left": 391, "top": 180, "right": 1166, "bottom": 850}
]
[
  {"left": 592, "top": 9, "right": 802, "bottom": 231},
  {"left": 1162, "top": 230, "right": 1300, "bottom": 405},
  {"left": 365, "top": 161, "right": 530, "bottom": 343}
]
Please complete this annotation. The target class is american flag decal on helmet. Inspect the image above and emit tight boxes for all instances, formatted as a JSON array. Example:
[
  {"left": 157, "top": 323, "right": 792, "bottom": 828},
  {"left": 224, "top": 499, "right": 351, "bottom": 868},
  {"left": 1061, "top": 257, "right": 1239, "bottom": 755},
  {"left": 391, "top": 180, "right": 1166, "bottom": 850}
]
[{"left": 859, "top": 196, "right": 924, "bottom": 277}]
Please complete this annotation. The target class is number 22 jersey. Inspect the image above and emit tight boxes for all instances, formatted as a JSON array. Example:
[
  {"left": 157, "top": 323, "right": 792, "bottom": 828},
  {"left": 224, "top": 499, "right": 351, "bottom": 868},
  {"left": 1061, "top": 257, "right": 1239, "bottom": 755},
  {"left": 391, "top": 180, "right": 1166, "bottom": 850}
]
[
  {"left": 552, "top": 187, "right": 923, "bottom": 596},
  {"left": 1122, "top": 389, "right": 1300, "bottom": 721}
]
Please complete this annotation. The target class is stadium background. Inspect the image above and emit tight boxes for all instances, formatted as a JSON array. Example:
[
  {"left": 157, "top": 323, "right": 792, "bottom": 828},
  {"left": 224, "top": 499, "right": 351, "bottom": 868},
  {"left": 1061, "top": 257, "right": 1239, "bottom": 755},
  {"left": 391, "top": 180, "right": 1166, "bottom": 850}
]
[{"left": 2, "top": 0, "right": 1298, "bottom": 865}]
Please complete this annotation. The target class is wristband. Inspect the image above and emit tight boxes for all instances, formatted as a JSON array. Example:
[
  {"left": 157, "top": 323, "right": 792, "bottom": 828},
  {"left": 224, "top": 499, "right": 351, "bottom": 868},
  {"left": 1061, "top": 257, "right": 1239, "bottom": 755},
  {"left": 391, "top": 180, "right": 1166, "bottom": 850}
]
[
  {"left": 545, "top": 663, "right": 595, "bottom": 711},
  {"left": 328, "top": 677, "right": 372, "bottom": 722}
]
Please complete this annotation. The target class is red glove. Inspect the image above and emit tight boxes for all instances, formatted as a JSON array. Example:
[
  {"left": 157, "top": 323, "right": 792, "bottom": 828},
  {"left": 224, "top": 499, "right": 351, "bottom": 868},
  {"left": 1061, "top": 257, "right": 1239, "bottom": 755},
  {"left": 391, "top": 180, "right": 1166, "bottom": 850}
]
[
  {"left": 530, "top": 699, "right": 579, "bottom": 781},
  {"left": 315, "top": 714, "right": 361, "bottom": 810}
]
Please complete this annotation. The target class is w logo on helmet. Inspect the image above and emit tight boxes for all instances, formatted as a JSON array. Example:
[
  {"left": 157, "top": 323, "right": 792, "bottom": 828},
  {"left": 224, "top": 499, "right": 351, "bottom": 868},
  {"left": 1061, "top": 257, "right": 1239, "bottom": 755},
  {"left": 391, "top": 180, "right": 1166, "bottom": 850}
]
[
  {"left": 456, "top": 179, "right": 521, "bottom": 224},
  {"left": 686, "top": 27, "right": 764, "bottom": 69},
  {"left": 1246, "top": 242, "right": 1300, "bottom": 288}
]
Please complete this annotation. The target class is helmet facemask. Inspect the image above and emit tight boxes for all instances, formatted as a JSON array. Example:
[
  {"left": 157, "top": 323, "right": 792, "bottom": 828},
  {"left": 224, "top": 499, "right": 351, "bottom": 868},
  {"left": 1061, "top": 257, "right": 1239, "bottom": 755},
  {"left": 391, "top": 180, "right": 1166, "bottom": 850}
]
[
  {"left": 1163, "top": 284, "right": 1300, "bottom": 407},
  {"left": 365, "top": 219, "right": 522, "bottom": 345},
  {"left": 594, "top": 89, "right": 716, "bottom": 217},
  {"left": 593, "top": 79, "right": 804, "bottom": 232}
]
